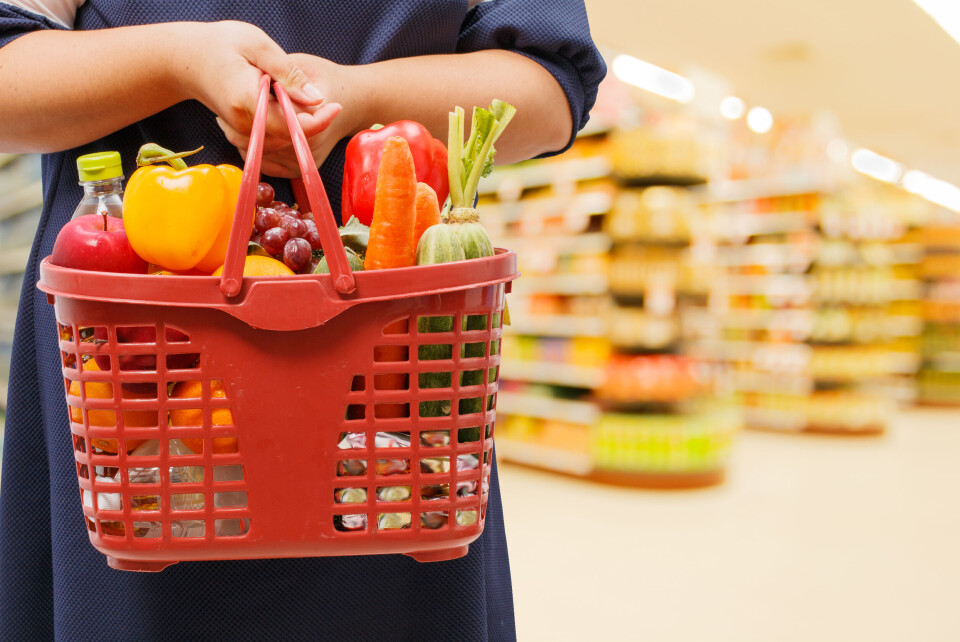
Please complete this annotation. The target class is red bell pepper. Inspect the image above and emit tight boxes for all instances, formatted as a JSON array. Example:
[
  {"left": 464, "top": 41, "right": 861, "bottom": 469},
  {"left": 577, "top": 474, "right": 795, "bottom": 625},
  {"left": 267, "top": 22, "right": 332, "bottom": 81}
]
[{"left": 342, "top": 121, "right": 449, "bottom": 226}]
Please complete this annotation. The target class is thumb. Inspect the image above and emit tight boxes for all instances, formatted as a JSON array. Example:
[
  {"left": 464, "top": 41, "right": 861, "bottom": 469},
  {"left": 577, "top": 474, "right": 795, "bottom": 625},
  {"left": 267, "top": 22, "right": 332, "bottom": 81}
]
[{"left": 250, "top": 43, "right": 325, "bottom": 105}]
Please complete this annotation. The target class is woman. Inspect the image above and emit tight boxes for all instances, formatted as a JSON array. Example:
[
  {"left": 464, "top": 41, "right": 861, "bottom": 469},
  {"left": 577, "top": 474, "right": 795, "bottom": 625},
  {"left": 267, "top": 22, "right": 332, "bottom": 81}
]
[{"left": 0, "top": 1, "right": 605, "bottom": 638}]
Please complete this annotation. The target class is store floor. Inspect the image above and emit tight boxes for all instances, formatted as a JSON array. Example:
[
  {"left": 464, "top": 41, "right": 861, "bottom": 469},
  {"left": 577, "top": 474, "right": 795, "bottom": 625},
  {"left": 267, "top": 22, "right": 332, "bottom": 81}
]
[{"left": 499, "top": 407, "right": 960, "bottom": 642}]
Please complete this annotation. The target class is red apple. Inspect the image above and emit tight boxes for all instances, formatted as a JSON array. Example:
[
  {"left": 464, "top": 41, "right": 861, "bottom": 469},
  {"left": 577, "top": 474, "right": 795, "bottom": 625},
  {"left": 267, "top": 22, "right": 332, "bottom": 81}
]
[{"left": 51, "top": 214, "right": 148, "bottom": 274}]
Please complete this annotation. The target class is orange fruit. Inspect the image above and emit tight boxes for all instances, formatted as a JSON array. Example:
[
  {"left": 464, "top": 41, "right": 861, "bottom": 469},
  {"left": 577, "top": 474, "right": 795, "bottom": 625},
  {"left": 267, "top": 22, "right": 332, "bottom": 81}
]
[
  {"left": 169, "top": 379, "right": 237, "bottom": 454},
  {"left": 67, "top": 360, "right": 156, "bottom": 453},
  {"left": 211, "top": 255, "right": 294, "bottom": 277}
]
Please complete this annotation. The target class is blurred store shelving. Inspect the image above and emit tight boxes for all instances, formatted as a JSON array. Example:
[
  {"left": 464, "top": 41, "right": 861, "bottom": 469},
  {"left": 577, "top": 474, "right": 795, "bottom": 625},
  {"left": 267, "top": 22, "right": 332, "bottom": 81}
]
[{"left": 0, "top": 153, "right": 43, "bottom": 443}]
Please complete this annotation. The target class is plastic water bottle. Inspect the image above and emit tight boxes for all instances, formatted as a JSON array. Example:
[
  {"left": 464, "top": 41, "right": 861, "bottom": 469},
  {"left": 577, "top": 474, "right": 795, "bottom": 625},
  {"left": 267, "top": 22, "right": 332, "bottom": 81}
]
[{"left": 72, "top": 151, "right": 124, "bottom": 219}]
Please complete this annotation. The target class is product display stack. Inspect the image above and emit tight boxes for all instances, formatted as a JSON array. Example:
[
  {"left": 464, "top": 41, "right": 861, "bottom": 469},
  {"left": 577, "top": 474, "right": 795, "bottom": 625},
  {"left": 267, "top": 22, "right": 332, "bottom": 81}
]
[
  {"left": 806, "top": 186, "right": 923, "bottom": 432},
  {"left": 699, "top": 175, "right": 923, "bottom": 434},
  {"left": 918, "top": 224, "right": 960, "bottom": 405},
  {"left": 488, "top": 118, "right": 738, "bottom": 488}
]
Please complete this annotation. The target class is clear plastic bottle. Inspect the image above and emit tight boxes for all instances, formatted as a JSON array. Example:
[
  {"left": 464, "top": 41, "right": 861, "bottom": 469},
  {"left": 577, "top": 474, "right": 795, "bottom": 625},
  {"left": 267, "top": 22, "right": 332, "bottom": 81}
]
[{"left": 73, "top": 151, "right": 124, "bottom": 219}]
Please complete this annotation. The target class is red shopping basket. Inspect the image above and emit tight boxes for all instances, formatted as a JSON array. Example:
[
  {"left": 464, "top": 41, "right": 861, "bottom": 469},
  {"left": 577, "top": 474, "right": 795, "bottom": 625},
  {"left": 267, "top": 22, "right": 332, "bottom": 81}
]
[{"left": 38, "top": 76, "right": 518, "bottom": 571}]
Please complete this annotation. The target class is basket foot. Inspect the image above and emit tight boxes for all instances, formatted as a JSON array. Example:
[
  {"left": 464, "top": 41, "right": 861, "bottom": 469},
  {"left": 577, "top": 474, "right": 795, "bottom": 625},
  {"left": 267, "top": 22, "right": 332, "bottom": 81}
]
[
  {"left": 405, "top": 545, "right": 470, "bottom": 563},
  {"left": 106, "top": 556, "right": 178, "bottom": 572}
]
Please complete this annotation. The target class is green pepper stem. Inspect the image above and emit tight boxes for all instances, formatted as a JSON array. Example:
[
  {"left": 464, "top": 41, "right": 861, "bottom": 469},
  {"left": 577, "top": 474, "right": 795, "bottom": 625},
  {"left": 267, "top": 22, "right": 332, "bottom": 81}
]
[{"left": 136, "top": 143, "right": 203, "bottom": 170}]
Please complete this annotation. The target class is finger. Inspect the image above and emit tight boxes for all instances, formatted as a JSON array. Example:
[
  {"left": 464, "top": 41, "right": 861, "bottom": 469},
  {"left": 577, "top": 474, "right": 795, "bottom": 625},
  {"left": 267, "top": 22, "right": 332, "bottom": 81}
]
[
  {"left": 297, "top": 103, "right": 342, "bottom": 138},
  {"left": 217, "top": 116, "right": 294, "bottom": 154},
  {"left": 259, "top": 156, "right": 301, "bottom": 179},
  {"left": 248, "top": 41, "right": 324, "bottom": 105}
]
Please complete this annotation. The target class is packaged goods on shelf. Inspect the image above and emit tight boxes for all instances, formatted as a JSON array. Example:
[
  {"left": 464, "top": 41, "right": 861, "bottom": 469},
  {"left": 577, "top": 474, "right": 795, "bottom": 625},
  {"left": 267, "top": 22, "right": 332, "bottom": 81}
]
[
  {"left": 917, "top": 225, "right": 960, "bottom": 404},
  {"left": 605, "top": 186, "right": 694, "bottom": 243},
  {"left": 592, "top": 405, "right": 738, "bottom": 478},
  {"left": 607, "top": 305, "right": 679, "bottom": 350},
  {"left": 610, "top": 128, "right": 706, "bottom": 184},
  {"left": 487, "top": 116, "right": 739, "bottom": 488}
]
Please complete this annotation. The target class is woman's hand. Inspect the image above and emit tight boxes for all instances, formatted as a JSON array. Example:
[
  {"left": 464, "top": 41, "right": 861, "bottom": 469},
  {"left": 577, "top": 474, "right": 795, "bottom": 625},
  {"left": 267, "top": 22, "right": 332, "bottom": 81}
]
[
  {"left": 215, "top": 54, "right": 371, "bottom": 178},
  {"left": 181, "top": 22, "right": 343, "bottom": 174}
]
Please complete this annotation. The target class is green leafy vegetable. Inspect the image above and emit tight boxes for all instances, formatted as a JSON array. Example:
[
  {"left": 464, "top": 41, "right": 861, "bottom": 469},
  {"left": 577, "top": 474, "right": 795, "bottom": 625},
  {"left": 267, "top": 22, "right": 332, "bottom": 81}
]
[{"left": 448, "top": 100, "right": 516, "bottom": 209}]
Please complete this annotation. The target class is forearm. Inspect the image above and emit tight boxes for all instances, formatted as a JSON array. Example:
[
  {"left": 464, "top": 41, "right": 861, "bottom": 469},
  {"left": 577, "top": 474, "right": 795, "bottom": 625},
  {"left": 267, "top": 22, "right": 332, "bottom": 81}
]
[
  {"left": 0, "top": 23, "right": 196, "bottom": 153},
  {"left": 355, "top": 50, "right": 574, "bottom": 164}
]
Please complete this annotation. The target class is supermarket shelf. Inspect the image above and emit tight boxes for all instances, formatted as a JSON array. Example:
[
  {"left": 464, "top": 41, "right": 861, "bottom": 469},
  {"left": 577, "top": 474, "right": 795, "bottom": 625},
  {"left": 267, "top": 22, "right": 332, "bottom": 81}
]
[
  {"left": 482, "top": 190, "right": 613, "bottom": 224},
  {"left": 703, "top": 177, "right": 833, "bottom": 203},
  {"left": 0, "top": 179, "right": 42, "bottom": 222},
  {"left": 723, "top": 274, "right": 811, "bottom": 297},
  {"left": 500, "top": 361, "right": 603, "bottom": 388},
  {"left": 477, "top": 156, "right": 612, "bottom": 195},
  {"left": 0, "top": 245, "right": 31, "bottom": 276},
  {"left": 713, "top": 211, "right": 813, "bottom": 238},
  {"left": 495, "top": 438, "right": 593, "bottom": 476},
  {"left": 732, "top": 371, "right": 813, "bottom": 396},
  {"left": 510, "top": 273, "right": 608, "bottom": 296},
  {"left": 741, "top": 406, "right": 806, "bottom": 432},
  {"left": 716, "top": 244, "right": 813, "bottom": 269},
  {"left": 506, "top": 314, "right": 605, "bottom": 338},
  {"left": 493, "top": 232, "right": 612, "bottom": 256},
  {"left": 497, "top": 392, "right": 600, "bottom": 425}
]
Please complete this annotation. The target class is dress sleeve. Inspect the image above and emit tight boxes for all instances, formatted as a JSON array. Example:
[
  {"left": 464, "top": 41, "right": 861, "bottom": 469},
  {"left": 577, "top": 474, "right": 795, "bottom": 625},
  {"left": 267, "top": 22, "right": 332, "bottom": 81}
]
[
  {"left": 457, "top": 0, "right": 607, "bottom": 156},
  {"left": 0, "top": 2, "right": 71, "bottom": 50}
]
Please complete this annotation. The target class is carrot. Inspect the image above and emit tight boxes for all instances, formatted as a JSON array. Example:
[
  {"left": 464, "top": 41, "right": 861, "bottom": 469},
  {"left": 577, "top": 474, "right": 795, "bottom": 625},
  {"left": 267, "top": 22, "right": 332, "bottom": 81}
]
[
  {"left": 364, "top": 137, "right": 417, "bottom": 271},
  {"left": 413, "top": 182, "right": 442, "bottom": 248}
]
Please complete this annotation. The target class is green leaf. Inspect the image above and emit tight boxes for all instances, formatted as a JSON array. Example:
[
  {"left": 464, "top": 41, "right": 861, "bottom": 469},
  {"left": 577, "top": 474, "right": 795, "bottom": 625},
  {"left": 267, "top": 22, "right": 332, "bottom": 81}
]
[
  {"left": 338, "top": 215, "right": 370, "bottom": 254},
  {"left": 248, "top": 241, "right": 271, "bottom": 257}
]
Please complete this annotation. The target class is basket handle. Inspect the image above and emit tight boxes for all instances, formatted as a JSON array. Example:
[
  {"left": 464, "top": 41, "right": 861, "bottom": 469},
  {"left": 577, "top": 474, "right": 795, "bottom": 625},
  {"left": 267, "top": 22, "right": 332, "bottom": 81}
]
[{"left": 219, "top": 75, "right": 357, "bottom": 297}]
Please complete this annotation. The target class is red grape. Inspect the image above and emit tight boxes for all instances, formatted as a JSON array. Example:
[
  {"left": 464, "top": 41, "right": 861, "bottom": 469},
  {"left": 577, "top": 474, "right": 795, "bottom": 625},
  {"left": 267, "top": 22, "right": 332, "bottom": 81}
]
[
  {"left": 302, "top": 220, "right": 321, "bottom": 250},
  {"left": 300, "top": 211, "right": 315, "bottom": 222},
  {"left": 303, "top": 229, "right": 321, "bottom": 251},
  {"left": 280, "top": 215, "right": 307, "bottom": 239},
  {"left": 255, "top": 207, "right": 282, "bottom": 234},
  {"left": 283, "top": 237, "right": 312, "bottom": 272},
  {"left": 256, "top": 182, "right": 275, "bottom": 208},
  {"left": 270, "top": 200, "right": 288, "bottom": 211},
  {"left": 250, "top": 233, "right": 263, "bottom": 246},
  {"left": 261, "top": 227, "right": 290, "bottom": 255}
]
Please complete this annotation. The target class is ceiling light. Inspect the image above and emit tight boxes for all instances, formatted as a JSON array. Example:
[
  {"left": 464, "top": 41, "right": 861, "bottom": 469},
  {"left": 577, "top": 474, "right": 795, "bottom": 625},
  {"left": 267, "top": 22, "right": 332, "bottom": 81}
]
[
  {"left": 914, "top": 1, "right": 960, "bottom": 45},
  {"left": 720, "top": 96, "right": 746, "bottom": 119},
  {"left": 612, "top": 54, "right": 695, "bottom": 103},
  {"left": 746, "top": 107, "right": 773, "bottom": 133},
  {"left": 851, "top": 148, "right": 903, "bottom": 183},
  {"left": 903, "top": 170, "right": 960, "bottom": 212}
]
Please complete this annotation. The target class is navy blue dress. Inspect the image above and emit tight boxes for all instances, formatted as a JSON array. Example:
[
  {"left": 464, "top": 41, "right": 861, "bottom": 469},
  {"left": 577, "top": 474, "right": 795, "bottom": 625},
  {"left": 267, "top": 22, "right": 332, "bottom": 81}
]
[{"left": 0, "top": 2, "right": 605, "bottom": 639}]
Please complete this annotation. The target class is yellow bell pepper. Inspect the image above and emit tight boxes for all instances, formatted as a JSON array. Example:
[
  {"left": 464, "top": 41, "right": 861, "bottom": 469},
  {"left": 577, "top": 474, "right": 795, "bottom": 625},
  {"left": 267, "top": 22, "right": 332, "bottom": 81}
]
[
  {"left": 123, "top": 144, "right": 239, "bottom": 272},
  {"left": 193, "top": 164, "right": 247, "bottom": 273}
]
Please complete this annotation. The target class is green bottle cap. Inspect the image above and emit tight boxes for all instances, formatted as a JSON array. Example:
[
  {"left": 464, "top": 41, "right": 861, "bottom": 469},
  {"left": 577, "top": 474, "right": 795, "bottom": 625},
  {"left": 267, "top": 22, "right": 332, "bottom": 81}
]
[{"left": 77, "top": 151, "right": 123, "bottom": 182}]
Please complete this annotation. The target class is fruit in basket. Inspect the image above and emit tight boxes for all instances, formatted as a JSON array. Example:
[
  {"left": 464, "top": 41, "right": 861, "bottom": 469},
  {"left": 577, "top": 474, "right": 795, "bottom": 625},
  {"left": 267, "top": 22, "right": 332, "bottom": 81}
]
[
  {"left": 193, "top": 163, "right": 247, "bottom": 273},
  {"left": 342, "top": 120, "right": 449, "bottom": 226},
  {"left": 260, "top": 227, "right": 290, "bottom": 255},
  {"left": 256, "top": 182, "right": 275, "bottom": 208},
  {"left": 283, "top": 237, "right": 312, "bottom": 272},
  {"left": 123, "top": 144, "right": 237, "bottom": 272},
  {"left": 50, "top": 214, "right": 149, "bottom": 274},
  {"left": 212, "top": 254, "right": 294, "bottom": 277},
  {"left": 68, "top": 360, "right": 156, "bottom": 453},
  {"left": 169, "top": 379, "right": 237, "bottom": 454},
  {"left": 255, "top": 207, "right": 282, "bottom": 234}
]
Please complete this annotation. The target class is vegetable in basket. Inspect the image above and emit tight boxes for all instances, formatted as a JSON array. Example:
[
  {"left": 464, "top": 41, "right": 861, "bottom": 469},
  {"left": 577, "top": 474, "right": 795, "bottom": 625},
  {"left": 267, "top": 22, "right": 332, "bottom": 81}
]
[
  {"left": 416, "top": 100, "right": 515, "bottom": 419},
  {"left": 123, "top": 144, "right": 246, "bottom": 272},
  {"left": 342, "top": 121, "right": 449, "bottom": 227}
]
